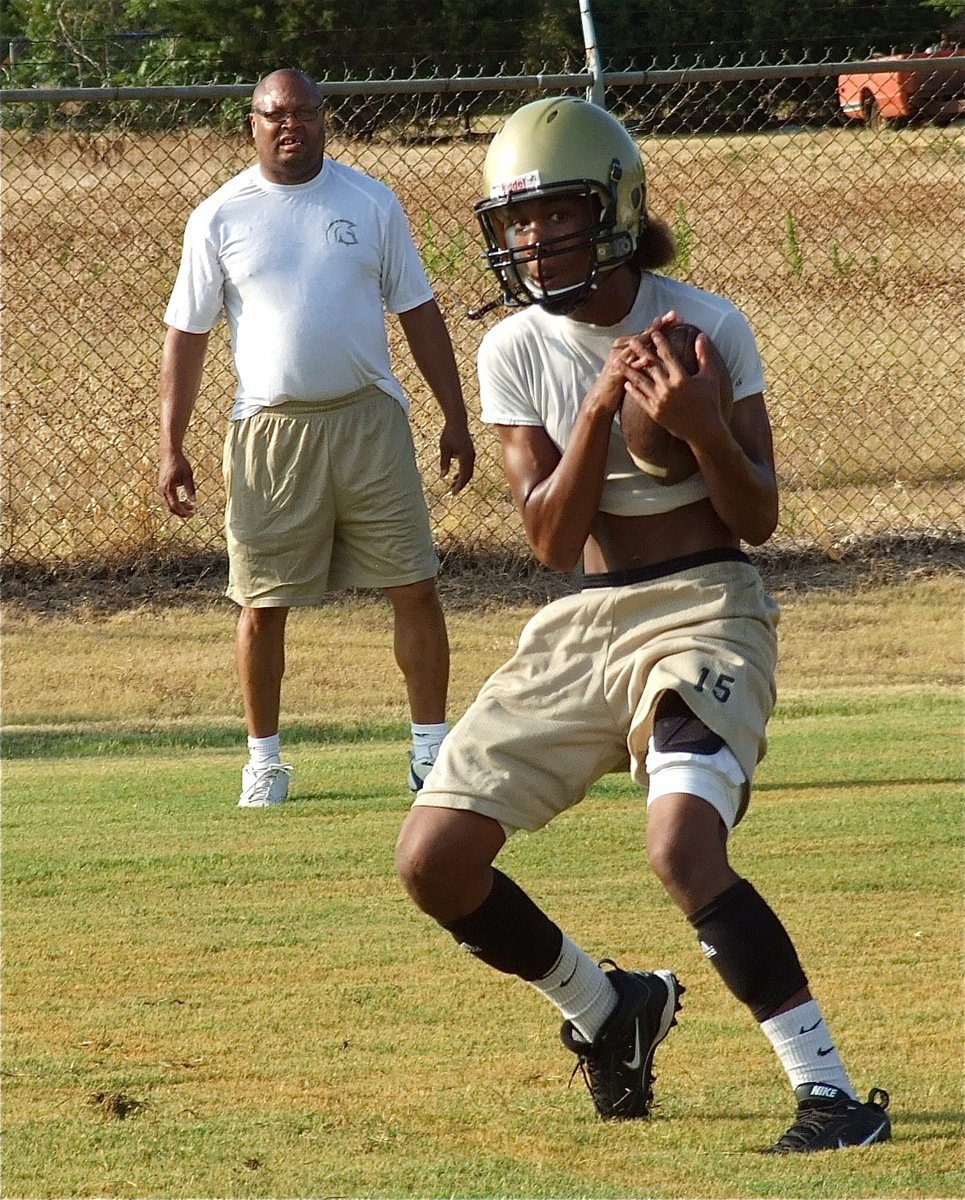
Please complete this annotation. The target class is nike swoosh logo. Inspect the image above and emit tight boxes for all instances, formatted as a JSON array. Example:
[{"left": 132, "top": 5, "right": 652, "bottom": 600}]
[
  {"left": 623, "top": 1022, "right": 642, "bottom": 1071},
  {"left": 816, "top": 1046, "right": 833, "bottom": 1056},
  {"left": 859, "top": 1121, "right": 889, "bottom": 1146},
  {"left": 798, "top": 1019, "right": 822, "bottom": 1034},
  {"left": 560, "top": 965, "right": 577, "bottom": 987}
]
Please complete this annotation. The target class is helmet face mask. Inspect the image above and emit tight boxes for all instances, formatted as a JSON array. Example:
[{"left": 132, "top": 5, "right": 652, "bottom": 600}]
[
  {"left": 474, "top": 97, "right": 646, "bottom": 315},
  {"left": 476, "top": 180, "right": 632, "bottom": 314}
]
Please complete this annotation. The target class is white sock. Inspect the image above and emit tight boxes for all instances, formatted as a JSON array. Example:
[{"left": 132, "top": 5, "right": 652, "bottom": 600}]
[
  {"left": 528, "top": 935, "right": 618, "bottom": 1043},
  {"left": 247, "top": 733, "right": 281, "bottom": 767},
  {"left": 761, "top": 999, "right": 855, "bottom": 1096},
  {"left": 411, "top": 722, "right": 448, "bottom": 762}
]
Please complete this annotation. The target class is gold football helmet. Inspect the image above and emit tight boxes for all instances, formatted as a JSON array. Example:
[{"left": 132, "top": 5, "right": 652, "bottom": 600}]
[{"left": 474, "top": 96, "right": 647, "bottom": 313}]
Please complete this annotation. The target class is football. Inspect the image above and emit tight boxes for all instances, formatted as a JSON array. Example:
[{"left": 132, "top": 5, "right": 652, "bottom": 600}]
[{"left": 620, "top": 323, "right": 734, "bottom": 485}]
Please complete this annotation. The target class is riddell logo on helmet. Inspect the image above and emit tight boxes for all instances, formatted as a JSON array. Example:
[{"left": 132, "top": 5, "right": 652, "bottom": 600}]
[{"left": 490, "top": 171, "right": 542, "bottom": 199}]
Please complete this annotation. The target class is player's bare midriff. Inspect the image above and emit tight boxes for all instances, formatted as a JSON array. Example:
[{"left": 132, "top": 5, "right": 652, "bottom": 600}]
[{"left": 583, "top": 497, "right": 738, "bottom": 575}]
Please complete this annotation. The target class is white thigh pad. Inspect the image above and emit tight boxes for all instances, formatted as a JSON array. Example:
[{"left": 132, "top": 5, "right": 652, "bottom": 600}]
[{"left": 644, "top": 738, "right": 747, "bottom": 830}]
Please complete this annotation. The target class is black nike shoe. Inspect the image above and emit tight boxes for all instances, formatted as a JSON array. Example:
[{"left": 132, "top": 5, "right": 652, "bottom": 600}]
[
  {"left": 560, "top": 961, "right": 683, "bottom": 1120},
  {"left": 763, "top": 1083, "right": 892, "bottom": 1153}
]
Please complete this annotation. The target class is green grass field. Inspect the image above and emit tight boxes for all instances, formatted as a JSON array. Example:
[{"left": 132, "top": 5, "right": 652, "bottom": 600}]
[{"left": 2, "top": 577, "right": 963, "bottom": 1198}]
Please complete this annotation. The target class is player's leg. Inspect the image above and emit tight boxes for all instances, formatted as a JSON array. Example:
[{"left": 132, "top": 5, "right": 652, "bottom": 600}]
[
  {"left": 397, "top": 805, "right": 611, "bottom": 1034},
  {"left": 383, "top": 577, "right": 450, "bottom": 790},
  {"left": 397, "top": 805, "right": 601, "bottom": 1002},
  {"left": 644, "top": 690, "right": 890, "bottom": 1151},
  {"left": 396, "top": 589, "right": 687, "bottom": 1121},
  {"left": 396, "top": 802, "right": 682, "bottom": 1120}
]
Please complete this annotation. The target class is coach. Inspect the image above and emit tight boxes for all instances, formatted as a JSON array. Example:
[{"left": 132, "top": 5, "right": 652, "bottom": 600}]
[{"left": 158, "top": 68, "right": 474, "bottom": 807}]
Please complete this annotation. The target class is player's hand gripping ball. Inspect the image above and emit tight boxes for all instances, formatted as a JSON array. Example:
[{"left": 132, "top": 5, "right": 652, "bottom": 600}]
[{"left": 620, "top": 323, "right": 734, "bottom": 486}]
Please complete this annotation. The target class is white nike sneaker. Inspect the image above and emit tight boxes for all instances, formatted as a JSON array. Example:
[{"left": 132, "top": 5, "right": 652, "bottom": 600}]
[{"left": 238, "top": 761, "right": 293, "bottom": 808}]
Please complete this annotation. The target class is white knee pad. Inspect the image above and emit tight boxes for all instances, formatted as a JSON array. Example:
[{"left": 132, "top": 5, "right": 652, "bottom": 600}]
[{"left": 644, "top": 738, "right": 747, "bottom": 830}]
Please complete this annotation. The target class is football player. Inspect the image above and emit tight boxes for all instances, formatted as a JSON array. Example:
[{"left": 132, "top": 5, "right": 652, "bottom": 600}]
[{"left": 396, "top": 96, "right": 890, "bottom": 1153}]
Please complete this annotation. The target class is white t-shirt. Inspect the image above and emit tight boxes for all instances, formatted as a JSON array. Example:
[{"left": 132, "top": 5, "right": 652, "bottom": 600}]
[
  {"left": 164, "top": 160, "right": 434, "bottom": 419},
  {"left": 478, "top": 273, "right": 766, "bottom": 515}
]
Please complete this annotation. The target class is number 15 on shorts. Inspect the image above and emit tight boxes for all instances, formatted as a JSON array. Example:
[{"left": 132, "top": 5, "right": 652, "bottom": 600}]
[{"left": 693, "top": 667, "right": 736, "bottom": 703}]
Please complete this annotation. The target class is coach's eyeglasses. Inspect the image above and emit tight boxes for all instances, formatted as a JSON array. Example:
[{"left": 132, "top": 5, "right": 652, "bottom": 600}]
[{"left": 251, "top": 104, "right": 323, "bottom": 124}]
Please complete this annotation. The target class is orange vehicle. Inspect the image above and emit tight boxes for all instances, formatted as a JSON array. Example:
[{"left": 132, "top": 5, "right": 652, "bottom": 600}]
[{"left": 838, "top": 46, "right": 965, "bottom": 126}]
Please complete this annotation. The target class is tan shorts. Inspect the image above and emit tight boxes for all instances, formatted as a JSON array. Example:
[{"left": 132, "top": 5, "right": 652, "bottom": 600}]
[
  {"left": 223, "top": 387, "right": 439, "bottom": 607},
  {"left": 414, "top": 553, "right": 779, "bottom": 833}
]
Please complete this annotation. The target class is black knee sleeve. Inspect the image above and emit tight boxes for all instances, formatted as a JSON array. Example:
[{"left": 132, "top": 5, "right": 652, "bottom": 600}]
[
  {"left": 688, "top": 878, "right": 808, "bottom": 1021},
  {"left": 442, "top": 868, "right": 563, "bottom": 981},
  {"left": 654, "top": 689, "right": 725, "bottom": 753}
]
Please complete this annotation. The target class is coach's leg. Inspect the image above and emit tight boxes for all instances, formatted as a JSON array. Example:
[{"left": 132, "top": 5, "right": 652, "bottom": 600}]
[
  {"left": 383, "top": 577, "right": 448, "bottom": 724},
  {"left": 236, "top": 605, "right": 289, "bottom": 736},
  {"left": 384, "top": 578, "right": 450, "bottom": 783},
  {"left": 235, "top": 606, "right": 293, "bottom": 807}
]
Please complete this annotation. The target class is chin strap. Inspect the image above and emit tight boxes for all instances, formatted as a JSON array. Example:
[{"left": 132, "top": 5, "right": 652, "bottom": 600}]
[
  {"left": 466, "top": 296, "right": 509, "bottom": 321},
  {"left": 467, "top": 267, "right": 604, "bottom": 320}
]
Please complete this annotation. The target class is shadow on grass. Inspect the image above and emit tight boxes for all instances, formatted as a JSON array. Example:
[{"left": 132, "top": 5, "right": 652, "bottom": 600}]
[
  {"left": 1, "top": 719, "right": 408, "bottom": 760},
  {"left": 754, "top": 774, "right": 961, "bottom": 792}
]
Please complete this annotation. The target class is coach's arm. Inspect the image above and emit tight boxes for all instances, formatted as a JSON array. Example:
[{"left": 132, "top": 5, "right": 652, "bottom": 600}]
[
  {"left": 397, "top": 300, "right": 475, "bottom": 495},
  {"left": 158, "top": 327, "right": 209, "bottom": 519}
]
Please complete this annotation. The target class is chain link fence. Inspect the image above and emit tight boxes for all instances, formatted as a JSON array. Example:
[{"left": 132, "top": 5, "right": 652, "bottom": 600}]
[{"left": 2, "top": 61, "right": 963, "bottom": 580}]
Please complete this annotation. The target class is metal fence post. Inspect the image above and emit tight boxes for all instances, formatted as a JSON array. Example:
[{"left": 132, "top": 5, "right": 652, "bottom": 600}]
[{"left": 579, "top": 0, "right": 606, "bottom": 108}]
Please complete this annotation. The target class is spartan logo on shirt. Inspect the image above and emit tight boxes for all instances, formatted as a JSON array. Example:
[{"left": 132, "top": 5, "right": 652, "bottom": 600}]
[{"left": 327, "top": 219, "right": 358, "bottom": 245}]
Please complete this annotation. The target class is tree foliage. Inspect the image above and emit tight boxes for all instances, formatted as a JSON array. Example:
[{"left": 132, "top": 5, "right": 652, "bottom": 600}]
[
  {"left": 593, "top": 0, "right": 960, "bottom": 65},
  {"left": 3, "top": 0, "right": 961, "bottom": 87}
]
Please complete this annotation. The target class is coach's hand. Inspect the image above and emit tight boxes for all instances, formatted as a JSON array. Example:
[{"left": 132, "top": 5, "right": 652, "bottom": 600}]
[
  {"left": 440, "top": 422, "right": 476, "bottom": 495},
  {"left": 159, "top": 450, "right": 197, "bottom": 518}
]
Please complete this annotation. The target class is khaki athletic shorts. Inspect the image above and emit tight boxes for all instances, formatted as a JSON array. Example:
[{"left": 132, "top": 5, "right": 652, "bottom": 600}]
[
  {"left": 223, "top": 386, "right": 439, "bottom": 607},
  {"left": 414, "top": 552, "right": 779, "bottom": 833}
]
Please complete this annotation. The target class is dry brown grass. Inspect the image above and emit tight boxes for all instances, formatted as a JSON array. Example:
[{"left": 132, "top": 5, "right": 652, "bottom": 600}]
[
  {"left": 2, "top": 121, "right": 963, "bottom": 569},
  {"left": 3, "top": 572, "right": 960, "bottom": 734}
]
